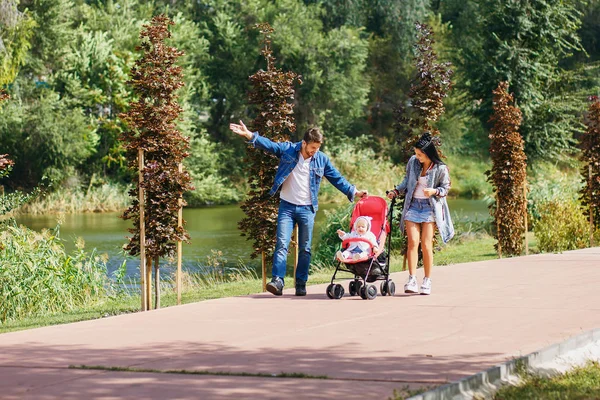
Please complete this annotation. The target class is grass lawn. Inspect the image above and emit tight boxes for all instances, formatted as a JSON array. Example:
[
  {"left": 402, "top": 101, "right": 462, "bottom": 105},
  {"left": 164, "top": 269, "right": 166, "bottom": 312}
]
[{"left": 492, "top": 361, "right": 600, "bottom": 400}]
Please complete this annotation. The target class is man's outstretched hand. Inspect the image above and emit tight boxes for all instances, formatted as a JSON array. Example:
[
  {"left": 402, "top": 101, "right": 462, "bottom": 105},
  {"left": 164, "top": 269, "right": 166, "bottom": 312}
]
[
  {"left": 356, "top": 190, "right": 368, "bottom": 199},
  {"left": 229, "top": 120, "right": 253, "bottom": 140}
]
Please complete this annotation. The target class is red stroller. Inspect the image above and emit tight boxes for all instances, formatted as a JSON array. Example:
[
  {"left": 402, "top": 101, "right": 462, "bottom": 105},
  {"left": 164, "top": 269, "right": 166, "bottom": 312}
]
[{"left": 326, "top": 195, "right": 396, "bottom": 300}]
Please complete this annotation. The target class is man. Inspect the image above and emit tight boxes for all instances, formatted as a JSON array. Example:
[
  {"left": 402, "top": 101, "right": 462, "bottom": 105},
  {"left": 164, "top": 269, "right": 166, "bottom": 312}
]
[{"left": 230, "top": 120, "right": 368, "bottom": 296}]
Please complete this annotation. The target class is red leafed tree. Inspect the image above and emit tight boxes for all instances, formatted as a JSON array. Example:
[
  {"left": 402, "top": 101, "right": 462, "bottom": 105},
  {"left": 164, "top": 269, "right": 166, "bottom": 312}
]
[
  {"left": 119, "top": 15, "right": 193, "bottom": 309},
  {"left": 580, "top": 96, "right": 600, "bottom": 236},
  {"left": 394, "top": 22, "right": 453, "bottom": 162},
  {"left": 238, "top": 23, "right": 301, "bottom": 261},
  {"left": 487, "top": 81, "right": 527, "bottom": 256}
]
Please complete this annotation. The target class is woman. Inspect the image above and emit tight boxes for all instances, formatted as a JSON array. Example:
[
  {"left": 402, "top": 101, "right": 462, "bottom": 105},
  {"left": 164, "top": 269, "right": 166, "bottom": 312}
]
[{"left": 387, "top": 132, "right": 454, "bottom": 295}]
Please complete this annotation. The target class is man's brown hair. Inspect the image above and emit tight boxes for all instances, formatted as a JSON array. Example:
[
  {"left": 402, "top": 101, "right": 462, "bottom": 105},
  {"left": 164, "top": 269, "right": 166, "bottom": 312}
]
[{"left": 303, "top": 127, "right": 323, "bottom": 144}]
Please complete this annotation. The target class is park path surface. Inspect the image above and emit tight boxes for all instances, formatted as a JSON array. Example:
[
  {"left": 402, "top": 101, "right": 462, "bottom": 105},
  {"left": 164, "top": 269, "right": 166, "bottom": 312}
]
[{"left": 1, "top": 247, "right": 599, "bottom": 400}]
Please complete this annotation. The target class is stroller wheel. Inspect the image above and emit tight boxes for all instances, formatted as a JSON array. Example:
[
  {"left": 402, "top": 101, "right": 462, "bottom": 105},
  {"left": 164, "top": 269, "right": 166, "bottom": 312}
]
[
  {"left": 359, "top": 285, "right": 367, "bottom": 300},
  {"left": 388, "top": 281, "right": 396, "bottom": 296},
  {"left": 365, "top": 284, "right": 377, "bottom": 300},
  {"left": 333, "top": 284, "right": 345, "bottom": 299},
  {"left": 380, "top": 281, "right": 388, "bottom": 296},
  {"left": 355, "top": 279, "right": 363, "bottom": 293},
  {"left": 349, "top": 281, "right": 357, "bottom": 296},
  {"left": 326, "top": 283, "right": 335, "bottom": 299}
]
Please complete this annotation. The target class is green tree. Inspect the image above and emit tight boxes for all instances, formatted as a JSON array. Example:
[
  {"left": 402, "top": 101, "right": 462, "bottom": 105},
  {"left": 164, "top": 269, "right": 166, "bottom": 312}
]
[
  {"left": 0, "top": 0, "right": 36, "bottom": 88},
  {"left": 450, "top": 0, "right": 584, "bottom": 160},
  {"left": 262, "top": 0, "right": 369, "bottom": 138},
  {"left": 19, "top": 0, "right": 76, "bottom": 76},
  {"left": 307, "top": 0, "right": 431, "bottom": 141},
  {"left": 0, "top": 87, "right": 99, "bottom": 188}
]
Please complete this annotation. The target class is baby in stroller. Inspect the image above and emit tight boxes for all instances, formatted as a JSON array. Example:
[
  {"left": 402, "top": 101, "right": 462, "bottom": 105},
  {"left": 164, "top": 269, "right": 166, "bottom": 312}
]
[
  {"left": 336, "top": 216, "right": 379, "bottom": 262},
  {"left": 326, "top": 196, "right": 395, "bottom": 300}
]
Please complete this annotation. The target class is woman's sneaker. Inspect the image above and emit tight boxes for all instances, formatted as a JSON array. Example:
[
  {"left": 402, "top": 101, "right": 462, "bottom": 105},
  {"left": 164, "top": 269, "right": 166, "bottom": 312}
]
[
  {"left": 404, "top": 275, "right": 418, "bottom": 293},
  {"left": 420, "top": 277, "right": 432, "bottom": 295}
]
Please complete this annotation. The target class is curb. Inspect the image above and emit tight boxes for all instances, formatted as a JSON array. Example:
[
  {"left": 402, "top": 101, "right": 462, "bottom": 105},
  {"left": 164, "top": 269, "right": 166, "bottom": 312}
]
[{"left": 407, "top": 327, "right": 600, "bottom": 400}]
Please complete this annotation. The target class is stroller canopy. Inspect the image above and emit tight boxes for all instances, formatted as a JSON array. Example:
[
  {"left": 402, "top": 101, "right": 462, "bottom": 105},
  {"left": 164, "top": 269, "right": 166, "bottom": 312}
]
[{"left": 348, "top": 196, "right": 390, "bottom": 240}]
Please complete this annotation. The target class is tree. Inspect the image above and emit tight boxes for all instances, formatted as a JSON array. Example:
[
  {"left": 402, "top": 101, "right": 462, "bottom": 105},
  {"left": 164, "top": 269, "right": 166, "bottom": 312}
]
[
  {"left": 308, "top": 0, "right": 431, "bottom": 141},
  {"left": 487, "top": 81, "right": 527, "bottom": 257},
  {"left": 580, "top": 95, "right": 600, "bottom": 236},
  {"left": 120, "top": 15, "right": 192, "bottom": 309},
  {"left": 393, "top": 22, "right": 453, "bottom": 162},
  {"left": 451, "top": 0, "right": 584, "bottom": 160},
  {"left": 238, "top": 23, "right": 300, "bottom": 264},
  {"left": 0, "top": 0, "right": 36, "bottom": 98}
]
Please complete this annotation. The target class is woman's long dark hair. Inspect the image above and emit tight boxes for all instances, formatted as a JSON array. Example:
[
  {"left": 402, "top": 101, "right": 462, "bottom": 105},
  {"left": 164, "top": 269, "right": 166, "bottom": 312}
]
[{"left": 415, "top": 132, "right": 445, "bottom": 165}]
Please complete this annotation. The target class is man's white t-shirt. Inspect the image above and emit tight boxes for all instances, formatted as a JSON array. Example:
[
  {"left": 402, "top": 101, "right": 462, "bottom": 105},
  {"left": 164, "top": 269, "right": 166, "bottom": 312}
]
[{"left": 280, "top": 153, "right": 312, "bottom": 205}]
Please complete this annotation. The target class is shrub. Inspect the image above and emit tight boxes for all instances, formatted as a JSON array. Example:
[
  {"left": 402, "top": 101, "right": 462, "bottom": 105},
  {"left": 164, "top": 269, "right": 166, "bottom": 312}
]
[
  {"left": 0, "top": 223, "right": 110, "bottom": 322},
  {"left": 321, "top": 136, "right": 403, "bottom": 203},
  {"left": 534, "top": 199, "right": 589, "bottom": 253}
]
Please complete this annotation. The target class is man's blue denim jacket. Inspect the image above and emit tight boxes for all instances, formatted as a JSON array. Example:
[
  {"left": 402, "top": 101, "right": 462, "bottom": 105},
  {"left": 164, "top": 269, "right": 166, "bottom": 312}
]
[{"left": 250, "top": 132, "right": 356, "bottom": 211}]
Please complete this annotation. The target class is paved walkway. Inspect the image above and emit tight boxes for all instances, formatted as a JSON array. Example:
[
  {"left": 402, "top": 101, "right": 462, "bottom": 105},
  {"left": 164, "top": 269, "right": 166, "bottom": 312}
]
[{"left": 1, "top": 247, "right": 599, "bottom": 400}]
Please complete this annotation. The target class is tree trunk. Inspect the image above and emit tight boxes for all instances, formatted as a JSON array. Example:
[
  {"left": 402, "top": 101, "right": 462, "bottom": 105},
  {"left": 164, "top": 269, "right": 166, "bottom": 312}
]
[{"left": 154, "top": 257, "right": 160, "bottom": 309}]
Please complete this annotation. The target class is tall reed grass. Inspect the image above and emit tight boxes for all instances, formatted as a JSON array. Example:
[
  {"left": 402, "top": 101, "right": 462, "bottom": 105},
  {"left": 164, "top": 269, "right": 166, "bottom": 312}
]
[
  {"left": 16, "top": 183, "right": 130, "bottom": 215},
  {"left": 0, "top": 223, "right": 111, "bottom": 322}
]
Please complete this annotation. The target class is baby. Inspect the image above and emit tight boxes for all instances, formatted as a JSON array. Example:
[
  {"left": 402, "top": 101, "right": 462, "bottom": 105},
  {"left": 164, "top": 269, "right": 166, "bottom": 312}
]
[{"left": 336, "top": 216, "right": 379, "bottom": 262}]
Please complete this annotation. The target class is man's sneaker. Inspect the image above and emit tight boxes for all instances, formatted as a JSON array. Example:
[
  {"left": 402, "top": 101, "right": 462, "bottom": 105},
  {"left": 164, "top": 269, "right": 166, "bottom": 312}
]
[
  {"left": 295, "top": 281, "right": 307, "bottom": 296},
  {"left": 404, "top": 275, "right": 418, "bottom": 294},
  {"left": 420, "top": 277, "right": 432, "bottom": 295},
  {"left": 266, "top": 277, "right": 284, "bottom": 296}
]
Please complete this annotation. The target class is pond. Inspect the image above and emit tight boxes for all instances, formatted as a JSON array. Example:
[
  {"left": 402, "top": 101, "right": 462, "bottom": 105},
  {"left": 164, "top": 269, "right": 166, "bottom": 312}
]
[{"left": 15, "top": 198, "right": 490, "bottom": 279}]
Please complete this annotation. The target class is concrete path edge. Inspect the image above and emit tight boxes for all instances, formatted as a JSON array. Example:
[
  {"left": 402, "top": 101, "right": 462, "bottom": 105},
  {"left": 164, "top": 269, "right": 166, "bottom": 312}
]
[{"left": 408, "top": 327, "right": 600, "bottom": 400}]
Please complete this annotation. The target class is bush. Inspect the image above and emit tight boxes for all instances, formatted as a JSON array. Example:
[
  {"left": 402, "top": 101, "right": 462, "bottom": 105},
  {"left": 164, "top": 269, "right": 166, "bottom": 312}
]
[
  {"left": 322, "top": 136, "right": 403, "bottom": 203},
  {"left": 534, "top": 199, "right": 589, "bottom": 252},
  {"left": 0, "top": 223, "right": 111, "bottom": 322}
]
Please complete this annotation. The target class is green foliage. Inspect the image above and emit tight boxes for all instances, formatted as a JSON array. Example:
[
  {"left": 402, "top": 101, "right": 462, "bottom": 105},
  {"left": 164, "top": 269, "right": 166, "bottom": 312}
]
[
  {"left": 450, "top": 0, "right": 585, "bottom": 160},
  {"left": 445, "top": 156, "right": 492, "bottom": 199},
  {"left": 0, "top": 87, "right": 99, "bottom": 188},
  {"left": 239, "top": 23, "right": 300, "bottom": 260},
  {"left": 394, "top": 22, "right": 453, "bottom": 162},
  {"left": 580, "top": 96, "right": 600, "bottom": 231},
  {"left": 319, "top": 135, "right": 403, "bottom": 203},
  {"left": 0, "top": 0, "right": 36, "bottom": 85},
  {"left": 185, "top": 134, "right": 240, "bottom": 206},
  {"left": 266, "top": 0, "right": 369, "bottom": 138},
  {"left": 487, "top": 82, "right": 527, "bottom": 256},
  {"left": 0, "top": 223, "right": 110, "bottom": 322},
  {"left": 534, "top": 198, "right": 589, "bottom": 253},
  {"left": 120, "top": 15, "right": 193, "bottom": 259},
  {"left": 24, "top": 0, "right": 77, "bottom": 75},
  {"left": 310, "top": 0, "right": 431, "bottom": 141}
]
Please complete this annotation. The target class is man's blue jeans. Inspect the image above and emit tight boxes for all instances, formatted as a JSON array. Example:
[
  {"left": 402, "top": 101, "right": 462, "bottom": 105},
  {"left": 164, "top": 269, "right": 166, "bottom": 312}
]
[{"left": 272, "top": 199, "right": 315, "bottom": 284}]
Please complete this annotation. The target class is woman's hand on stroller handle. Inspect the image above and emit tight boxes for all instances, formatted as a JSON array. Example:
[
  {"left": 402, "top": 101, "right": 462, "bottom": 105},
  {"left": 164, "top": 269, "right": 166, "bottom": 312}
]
[{"left": 386, "top": 189, "right": 399, "bottom": 199}]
